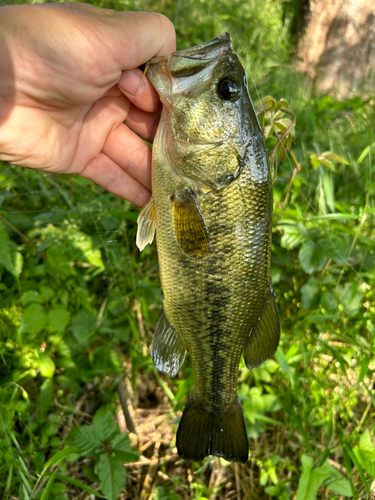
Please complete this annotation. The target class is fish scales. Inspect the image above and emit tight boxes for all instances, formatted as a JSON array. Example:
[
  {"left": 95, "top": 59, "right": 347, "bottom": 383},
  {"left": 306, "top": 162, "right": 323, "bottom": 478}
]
[{"left": 137, "top": 33, "right": 280, "bottom": 463}]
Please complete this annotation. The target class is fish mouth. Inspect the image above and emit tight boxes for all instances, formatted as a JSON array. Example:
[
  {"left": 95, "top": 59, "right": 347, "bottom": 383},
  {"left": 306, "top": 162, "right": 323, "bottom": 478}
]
[{"left": 148, "top": 33, "right": 232, "bottom": 78}]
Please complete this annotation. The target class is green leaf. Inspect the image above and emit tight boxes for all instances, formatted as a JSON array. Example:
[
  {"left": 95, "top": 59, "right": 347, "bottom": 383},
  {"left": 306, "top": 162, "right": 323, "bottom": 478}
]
[
  {"left": 112, "top": 434, "right": 140, "bottom": 463},
  {"left": 98, "top": 453, "right": 126, "bottom": 500},
  {"left": 31, "top": 447, "right": 79, "bottom": 497},
  {"left": 48, "top": 307, "right": 70, "bottom": 333},
  {"left": 326, "top": 475, "right": 353, "bottom": 496},
  {"left": 280, "top": 223, "right": 306, "bottom": 250},
  {"left": 43, "top": 472, "right": 106, "bottom": 498},
  {"left": 319, "top": 461, "right": 353, "bottom": 496},
  {"left": 356, "top": 446, "right": 375, "bottom": 478},
  {"left": 336, "top": 282, "right": 362, "bottom": 316},
  {"left": 21, "top": 291, "right": 44, "bottom": 306},
  {"left": 298, "top": 241, "right": 326, "bottom": 274},
  {"left": 356, "top": 141, "right": 375, "bottom": 164},
  {"left": 0, "top": 225, "right": 12, "bottom": 270},
  {"left": 260, "top": 469, "right": 269, "bottom": 486},
  {"left": 72, "top": 426, "right": 102, "bottom": 456},
  {"left": 320, "top": 292, "right": 338, "bottom": 313},
  {"left": 257, "top": 95, "right": 275, "bottom": 115},
  {"left": 297, "top": 455, "right": 331, "bottom": 500},
  {"left": 321, "top": 152, "right": 349, "bottom": 165},
  {"left": 301, "top": 277, "right": 319, "bottom": 310},
  {"left": 71, "top": 310, "right": 97, "bottom": 347},
  {"left": 359, "top": 430, "right": 375, "bottom": 451},
  {"left": 274, "top": 348, "right": 294, "bottom": 387},
  {"left": 309, "top": 153, "right": 321, "bottom": 169},
  {"left": 38, "top": 352, "right": 55, "bottom": 378},
  {"left": 40, "top": 286, "right": 55, "bottom": 302},
  {"left": 39, "top": 470, "right": 57, "bottom": 500},
  {"left": 93, "top": 407, "right": 119, "bottom": 442},
  {"left": 347, "top": 445, "right": 370, "bottom": 494},
  {"left": 22, "top": 303, "right": 48, "bottom": 334},
  {"left": 42, "top": 447, "right": 79, "bottom": 475},
  {"left": 39, "top": 379, "right": 54, "bottom": 412}
]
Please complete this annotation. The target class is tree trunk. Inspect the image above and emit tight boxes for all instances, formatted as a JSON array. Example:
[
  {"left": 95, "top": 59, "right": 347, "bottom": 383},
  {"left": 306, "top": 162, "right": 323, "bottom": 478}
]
[{"left": 298, "top": 0, "right": 375, "bottom": 96}]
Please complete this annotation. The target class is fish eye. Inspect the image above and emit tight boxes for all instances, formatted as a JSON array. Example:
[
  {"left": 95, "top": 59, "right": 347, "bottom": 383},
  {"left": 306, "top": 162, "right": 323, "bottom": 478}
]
[{"left": 217, "top": 78, "right": 240, "bottom": 101}]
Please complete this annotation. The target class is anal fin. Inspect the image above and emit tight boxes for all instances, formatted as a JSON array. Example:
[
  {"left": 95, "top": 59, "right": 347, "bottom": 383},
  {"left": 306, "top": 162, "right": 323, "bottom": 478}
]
[
  {"left": 243, "top": 284, "right": 280, "bottom": 369},
  {"left": 152, "top": 305, "right": 186, "bottom": 377},
  {"left": 136, "top": 196, "right": 156, "bottom": 251}
]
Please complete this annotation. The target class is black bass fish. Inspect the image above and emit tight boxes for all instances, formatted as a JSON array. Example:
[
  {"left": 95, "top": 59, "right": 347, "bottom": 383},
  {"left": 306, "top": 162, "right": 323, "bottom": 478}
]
[{"left": 136, "top": 33, "right": 280, "bottom": 464}]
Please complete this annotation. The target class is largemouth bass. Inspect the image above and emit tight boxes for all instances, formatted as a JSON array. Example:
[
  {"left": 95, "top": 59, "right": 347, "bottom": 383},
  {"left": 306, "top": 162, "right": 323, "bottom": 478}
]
[{"left": 136, "top": 33, "right": 280, "bottom": 464}]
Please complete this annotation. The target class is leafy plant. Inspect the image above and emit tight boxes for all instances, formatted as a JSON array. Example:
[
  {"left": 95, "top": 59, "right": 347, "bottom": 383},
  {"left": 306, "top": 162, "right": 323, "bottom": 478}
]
[{"left": 68, "top": 407, "right": 139, "bottom": 500}]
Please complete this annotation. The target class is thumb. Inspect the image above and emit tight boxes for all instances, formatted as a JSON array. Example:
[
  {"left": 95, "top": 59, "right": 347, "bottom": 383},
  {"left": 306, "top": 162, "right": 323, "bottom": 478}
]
[{"left": 47, "top": 2, "right": 176, "bottom": 69}]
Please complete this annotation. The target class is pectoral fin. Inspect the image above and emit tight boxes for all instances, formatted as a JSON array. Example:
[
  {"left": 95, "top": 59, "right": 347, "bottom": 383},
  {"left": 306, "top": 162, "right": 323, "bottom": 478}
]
[
  {"left": 152, "top": 304, "right": 186, "bottom": 377},
  {"left": 243, "top": 285, "right": 280, "bottom": 369},
  {"left": 136, "top": 197, "right": 156, "bottom": 251},
  {"left": 172, "top": 189, "right": 210, "bottom": 257}
]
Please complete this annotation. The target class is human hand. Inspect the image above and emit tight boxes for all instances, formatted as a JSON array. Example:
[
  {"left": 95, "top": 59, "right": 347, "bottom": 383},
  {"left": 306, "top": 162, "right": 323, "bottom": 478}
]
[{"left": 0, "top": 3, "right": 175, "bottom": 206}]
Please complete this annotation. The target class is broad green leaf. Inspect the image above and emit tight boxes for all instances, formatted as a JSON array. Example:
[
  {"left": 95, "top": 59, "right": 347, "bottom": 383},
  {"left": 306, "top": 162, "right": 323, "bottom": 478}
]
[
  {"left": 21, "top": 291, "right": 44, "bottom": 306},
  {"left": 301, "top": 278, "right": 319, "bottom": 310},
  {"left": 40, "top": 286, "right": 55, "bottom": 302},
  {"left": 9, "top": 247, "right": 23, "bottom": 278},
  {"left": 297, "top": 455, "right": 331, "bottom": 500},
  {"left": 112, "top": 434, "right": 140, "bottom": 463},
  {"left": 98, "top": 453, "right": 126, "bottom": 500},
  {"left": 260, "top": 469, "right": 269, "bottom": 486},
  {"left": 257, "top": 95, "right": 275, "bottom": 115},
  {"left": 320, "top": 292, "right": 338, "bottom": 313},
  {"left": 301, "top": 454, "right": 313, "bottom": 470},
  {"left": 298, "top": 241, "right": 326, "bottom": 274},
  {"left": 73, "top": 236, "right": 104, "bottom": 269},
  {"left": 72, "top": 426, "right": 102, "bottom": 456},
  {"left": 22, "top": 303, "right": 48, "bottom": 334},
  {"left": 336, "top": 283, "right": 362, "bottom": 316},
  {"left": 48, "top": 307, "right": 70, "bottom": 333},
  {"left": 356, "top": 448, "right": 375, "bottom": 478},
  {"left": 39, "top": 379, "right": 54, "bottom": 412},
  {"left": 359, "top": 430, "right": 375, "bottom": 451},
  {"left": 280, "top": 223, "right": 306, "bottom": 250},
  {"left": 71, "top": 310, "right": 97, "bottom": 347},
  {"left": 319, "top": 461, "right": 353, "bottom": 496},
  {"left": 38, "top": 353, "right": 55, "bottom": 378},
  {"left": 92, "top": 408, "right": 119, "bottom": 442},
  {"left": 326, "top": 475, "right": 353, "bottom": 496}
]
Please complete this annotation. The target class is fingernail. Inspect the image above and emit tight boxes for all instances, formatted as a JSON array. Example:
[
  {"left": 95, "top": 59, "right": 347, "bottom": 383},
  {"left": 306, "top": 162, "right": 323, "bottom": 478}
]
[{"left": 119, "top": 70, "right": 144, "bottom": 97}]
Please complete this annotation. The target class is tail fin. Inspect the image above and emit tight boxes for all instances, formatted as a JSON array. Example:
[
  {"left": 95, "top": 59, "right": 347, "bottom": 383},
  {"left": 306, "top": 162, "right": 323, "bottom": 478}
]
[{"left": 176, "top": 396, "right": 248, "bottom": 463}]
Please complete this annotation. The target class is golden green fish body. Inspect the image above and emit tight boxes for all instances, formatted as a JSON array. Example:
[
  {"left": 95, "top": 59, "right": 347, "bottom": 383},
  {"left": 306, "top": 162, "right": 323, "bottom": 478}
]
[
  {"left": 153, "top": 126, "right": 272, "bottom": 409},
  {"left": 137, "top": 34, "right": 280, "bottom": 463}
]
